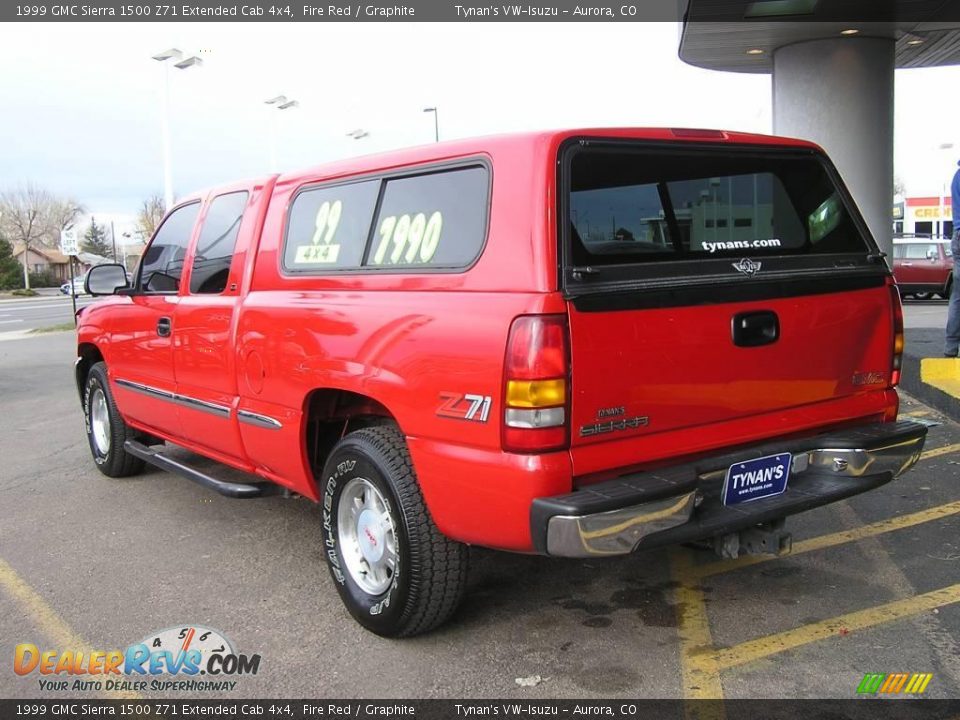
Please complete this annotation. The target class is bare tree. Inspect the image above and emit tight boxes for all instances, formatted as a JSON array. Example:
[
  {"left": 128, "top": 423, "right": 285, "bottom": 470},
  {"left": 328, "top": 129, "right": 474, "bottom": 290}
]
[
  {"left": 894, "top": 176, "right": 907, "bottom": 198},
  {"left": 0, "top": 183, "right": 83, "bottom": 290},
  {"left": 135, "top": 195, "right": 165, "bottom": 242}
]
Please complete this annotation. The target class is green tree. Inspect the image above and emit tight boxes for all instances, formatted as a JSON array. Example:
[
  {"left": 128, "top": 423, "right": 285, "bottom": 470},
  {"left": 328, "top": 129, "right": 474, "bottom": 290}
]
[
  {"left": 0, "top": 236, "right": 23, "bottom": 290},
  {"left": 82, "top": 217, "right": 111, "bottom": 257}
]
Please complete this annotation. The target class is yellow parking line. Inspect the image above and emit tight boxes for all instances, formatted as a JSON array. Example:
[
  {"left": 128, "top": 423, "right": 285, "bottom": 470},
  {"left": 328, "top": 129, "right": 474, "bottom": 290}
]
[
  {"left": 0, "top": 558, "right": 140, "bottom": 700},
  {"left": 669, "top": 548, "right": 725, "bottom": 711},
  {"left": 902, "top": 410, "right": 932, "bottom": 418},
  {"left": 693, "top": 500, "right": 960, "bottom": 579},
  {"left": 921, "top": 442, "right": 960, "bottom": 460},
  {"left": 692, "top": 583, "right": 960, "bottom": 672}
]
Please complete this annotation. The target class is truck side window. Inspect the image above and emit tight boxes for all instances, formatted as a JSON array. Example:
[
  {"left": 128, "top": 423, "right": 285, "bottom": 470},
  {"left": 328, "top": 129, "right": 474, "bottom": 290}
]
[
  {"left": 366, "top": 166, "right": 488, "bottom": 268},
  {"left": 190, "top": 191, "right": 248, "bottom": 294},
  {"left": 138, "top": 202, "right": 201, "bottom": 293},
  {"left": 283, "top": 180, "right": 380, "bottom": 272}
]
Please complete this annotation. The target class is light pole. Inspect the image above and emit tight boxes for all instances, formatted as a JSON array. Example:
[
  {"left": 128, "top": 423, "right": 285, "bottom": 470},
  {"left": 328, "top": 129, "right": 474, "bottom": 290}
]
[
  {"left": 152, "top": 48, "right": 202, "bottom": 211},
  {"left": 423, "top": 107, "right": 439, "bottom": 142},
  {"left": 265, "top": 95, "right": 299, "bottom": 172}
]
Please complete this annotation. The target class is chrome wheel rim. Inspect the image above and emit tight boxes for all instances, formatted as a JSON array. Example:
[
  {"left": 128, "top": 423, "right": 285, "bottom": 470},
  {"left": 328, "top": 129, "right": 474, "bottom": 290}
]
[
  {"left": 90, "top": 388, "right": 111, "bottom": 455},
  {"left": 337, "top": 477, "right": 397, "bottom": 595}
]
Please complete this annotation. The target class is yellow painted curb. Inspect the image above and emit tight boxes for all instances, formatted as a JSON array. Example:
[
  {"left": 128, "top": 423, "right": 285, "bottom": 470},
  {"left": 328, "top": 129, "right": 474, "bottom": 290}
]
[{"left": 921, "top": 358, "right": 960, "bottom": 397}]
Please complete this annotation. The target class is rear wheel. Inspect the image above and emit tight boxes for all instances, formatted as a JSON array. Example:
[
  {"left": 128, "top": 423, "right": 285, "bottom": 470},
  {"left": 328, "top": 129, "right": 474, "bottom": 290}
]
[
  {"left": 83, "top": 362, "right": 145, "bottom": 478},
  {"left": 319, "top": 425, "right": 468, "bottom": 637}
]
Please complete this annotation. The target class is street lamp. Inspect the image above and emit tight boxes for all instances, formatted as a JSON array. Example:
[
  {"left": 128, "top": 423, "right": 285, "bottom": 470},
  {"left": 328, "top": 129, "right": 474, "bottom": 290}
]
[
  {"left": 265, "top": 95, "right": 299, "bottom": 172},
  {"left": 152, "top": 48, "right": 203, "bottom": 211},
  {"left": 423, "top": 107, "right": 439, "bottom": 142}
]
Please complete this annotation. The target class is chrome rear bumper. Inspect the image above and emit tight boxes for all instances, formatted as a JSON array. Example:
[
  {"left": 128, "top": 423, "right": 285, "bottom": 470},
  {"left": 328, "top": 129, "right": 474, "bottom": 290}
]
[{"left": 533, "top": 420, "right": 927, "bottom": 558}]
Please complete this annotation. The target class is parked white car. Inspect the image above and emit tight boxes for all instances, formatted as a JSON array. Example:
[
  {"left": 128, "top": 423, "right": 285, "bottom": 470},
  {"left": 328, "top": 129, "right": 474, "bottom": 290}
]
[{"left": 59, "top": 276, "right": 87, "bottom": 296}]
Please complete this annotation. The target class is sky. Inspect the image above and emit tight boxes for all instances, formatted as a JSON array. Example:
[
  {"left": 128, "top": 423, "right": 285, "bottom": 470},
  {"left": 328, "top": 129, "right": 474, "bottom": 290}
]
[{"left": 0, "top": 22, "right": 958, "bottom": 238}]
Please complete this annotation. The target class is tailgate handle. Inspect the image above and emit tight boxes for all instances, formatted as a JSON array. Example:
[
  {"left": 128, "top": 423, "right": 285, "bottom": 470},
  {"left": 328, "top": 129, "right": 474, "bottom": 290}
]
[{"left": 732, "top": 310, "right": 779, "bottom": 348}]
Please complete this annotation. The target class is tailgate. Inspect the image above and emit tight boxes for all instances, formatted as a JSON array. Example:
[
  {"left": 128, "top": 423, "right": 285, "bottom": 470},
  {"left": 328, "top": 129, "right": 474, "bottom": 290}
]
[{"left": 568, "top": 283, "right": 893, "bottom": 447}]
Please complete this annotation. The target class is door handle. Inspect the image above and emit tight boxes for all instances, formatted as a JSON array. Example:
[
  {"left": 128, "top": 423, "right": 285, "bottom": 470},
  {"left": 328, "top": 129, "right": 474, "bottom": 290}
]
[
  {"left": 732, "top": 310, "right": 779, "bottom": 348},
  {"left": 902, "top": 262, "right": 913, "bottom": 266},
  {"left": 157, "top": 317, "right": 172, "bottom": 337}
]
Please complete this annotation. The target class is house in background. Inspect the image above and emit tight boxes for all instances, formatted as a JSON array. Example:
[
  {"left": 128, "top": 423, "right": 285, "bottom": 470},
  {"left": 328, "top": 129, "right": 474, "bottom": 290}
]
[{"left": 12, "top": 244, "right": 112, "bottom": 283}]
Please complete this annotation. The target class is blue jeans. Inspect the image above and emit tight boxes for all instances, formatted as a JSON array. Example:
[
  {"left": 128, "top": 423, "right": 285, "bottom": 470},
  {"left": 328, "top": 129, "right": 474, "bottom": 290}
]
[{"left": 945, "top": 230, "right": 960, "bottom": 355}]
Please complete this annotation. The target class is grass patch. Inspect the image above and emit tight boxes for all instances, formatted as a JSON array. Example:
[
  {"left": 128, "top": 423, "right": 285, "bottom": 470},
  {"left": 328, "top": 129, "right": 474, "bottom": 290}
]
[
  {"left": 10, "top": 288, "right": 39, "bottom": 297},
  {"left": 30, "top": 322, "right": 76, "bottom": 334}
]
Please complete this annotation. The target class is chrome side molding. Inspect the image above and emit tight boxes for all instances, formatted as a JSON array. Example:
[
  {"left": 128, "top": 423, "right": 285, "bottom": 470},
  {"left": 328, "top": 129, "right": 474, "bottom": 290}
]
[
  {"left": 237, "top": 410, "right": 283, "bottom": 430},
  {"left": 114, "top": 378, "right": 230, "bottom": 419}
]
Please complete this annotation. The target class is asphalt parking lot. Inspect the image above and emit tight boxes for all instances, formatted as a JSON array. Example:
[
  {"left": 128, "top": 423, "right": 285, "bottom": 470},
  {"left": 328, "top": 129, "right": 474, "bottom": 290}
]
[{"left": 1, "top": 328, "right": 960, "bottom": 701}]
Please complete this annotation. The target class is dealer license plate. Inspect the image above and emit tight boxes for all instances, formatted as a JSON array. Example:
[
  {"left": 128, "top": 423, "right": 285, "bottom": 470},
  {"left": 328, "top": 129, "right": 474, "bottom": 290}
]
[{"left": 722, "top": 452, "right": 792, "bottom": 506}]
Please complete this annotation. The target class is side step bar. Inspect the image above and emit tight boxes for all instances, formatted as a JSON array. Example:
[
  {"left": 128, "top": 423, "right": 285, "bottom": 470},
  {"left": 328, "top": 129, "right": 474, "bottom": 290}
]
[{"left": 124, "top": 440, "right": 279, "bottom": 499}]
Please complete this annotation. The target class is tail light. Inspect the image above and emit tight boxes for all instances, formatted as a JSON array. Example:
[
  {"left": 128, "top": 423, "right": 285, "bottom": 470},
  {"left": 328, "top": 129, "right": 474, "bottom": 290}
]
[
  {"left": 890, "top": 281, "right": 904, "bottom": 387},
  {"left": 502, "top": 315, "right": 570, "bottom": 453}
]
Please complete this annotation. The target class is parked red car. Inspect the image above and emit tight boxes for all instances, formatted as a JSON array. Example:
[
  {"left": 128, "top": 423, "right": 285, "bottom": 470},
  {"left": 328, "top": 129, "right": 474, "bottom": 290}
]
[
  {"left": 892, "top": 236, "right": 954, "bottom": 300},
  {"left": 75, "top": 128, "right": 927, "bottom": 636}
]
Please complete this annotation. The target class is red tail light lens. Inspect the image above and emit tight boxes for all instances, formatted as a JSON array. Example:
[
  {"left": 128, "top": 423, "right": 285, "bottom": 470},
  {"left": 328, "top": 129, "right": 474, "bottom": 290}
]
[
  {"left": 890, "top": 282, "right": 904, "bottom": 387},
  {"left": 502, "top": 315, "right": 570, "bottom": 453}
]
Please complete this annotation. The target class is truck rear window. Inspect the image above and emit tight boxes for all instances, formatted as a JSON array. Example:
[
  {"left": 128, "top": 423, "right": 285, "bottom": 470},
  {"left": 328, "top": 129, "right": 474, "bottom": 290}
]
[{"left": 566, "top": 144, "right": 870, "bottom": 269}]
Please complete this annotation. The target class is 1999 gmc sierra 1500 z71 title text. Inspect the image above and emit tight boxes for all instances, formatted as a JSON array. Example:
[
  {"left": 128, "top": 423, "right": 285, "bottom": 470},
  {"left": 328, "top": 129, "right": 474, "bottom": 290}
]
[{"left": 75, "top": 128, "right": 927, "bottom": 636}]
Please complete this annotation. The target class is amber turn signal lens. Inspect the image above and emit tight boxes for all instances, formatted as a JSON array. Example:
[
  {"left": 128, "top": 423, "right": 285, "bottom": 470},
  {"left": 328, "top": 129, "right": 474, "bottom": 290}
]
[{"left": 505, "top": 378, "right": 566, "bottom": 408}]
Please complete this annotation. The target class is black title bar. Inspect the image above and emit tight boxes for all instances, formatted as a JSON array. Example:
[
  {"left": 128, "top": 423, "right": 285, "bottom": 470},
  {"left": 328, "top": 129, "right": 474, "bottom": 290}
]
[{"left": 4, "top": 0, "right": 960, "bottom": 22}]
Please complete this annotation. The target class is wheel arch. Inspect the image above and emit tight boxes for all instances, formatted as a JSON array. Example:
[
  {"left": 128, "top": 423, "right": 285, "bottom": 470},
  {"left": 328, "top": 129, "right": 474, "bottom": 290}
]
[
  {"left": 301, "top": 387, "right": 403, "bottom": 482},
  {"left": 75, "top": 342, "right": 104, "bottom": 402}
]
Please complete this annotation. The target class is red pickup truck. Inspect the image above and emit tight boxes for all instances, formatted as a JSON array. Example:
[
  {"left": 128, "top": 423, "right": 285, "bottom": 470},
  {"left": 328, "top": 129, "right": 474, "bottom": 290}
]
[{"left": 76, "top": 128, "right": 927, "bottom": 636}]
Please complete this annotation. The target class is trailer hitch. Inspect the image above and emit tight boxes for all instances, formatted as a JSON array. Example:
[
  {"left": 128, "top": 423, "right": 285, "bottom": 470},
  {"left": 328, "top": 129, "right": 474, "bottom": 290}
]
[{"left": 713, "top": 519, "right": 793, "bottom": 560}]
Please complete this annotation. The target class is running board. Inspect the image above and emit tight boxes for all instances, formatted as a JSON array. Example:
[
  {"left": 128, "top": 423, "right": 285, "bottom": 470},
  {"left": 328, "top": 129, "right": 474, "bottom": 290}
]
[{"left": 123, "top": 440, "right": 280, "bottom": 499}]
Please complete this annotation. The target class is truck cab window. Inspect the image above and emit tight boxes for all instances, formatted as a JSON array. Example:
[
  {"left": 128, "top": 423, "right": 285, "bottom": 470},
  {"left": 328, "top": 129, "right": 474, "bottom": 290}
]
[
  {"left": 138, "top": 202, "right": 201, "bottom": 293},
  {"left": 191, "top": 192, "right": 248, "bottom": 294}
]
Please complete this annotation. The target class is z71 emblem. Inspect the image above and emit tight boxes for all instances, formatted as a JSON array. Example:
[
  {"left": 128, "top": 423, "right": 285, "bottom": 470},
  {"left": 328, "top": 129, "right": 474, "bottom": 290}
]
[{"left": 437, "top": 393, "right": 492, "bottom": 423}]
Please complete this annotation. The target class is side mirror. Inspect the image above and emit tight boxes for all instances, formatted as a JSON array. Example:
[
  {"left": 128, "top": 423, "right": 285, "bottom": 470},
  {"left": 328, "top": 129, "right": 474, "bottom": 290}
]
[
  {"left": 927, "top": 249, "right": 939, "bottom": 261},
  {"left": 85, "top": 264, "right": 130, "bottom": 296}
]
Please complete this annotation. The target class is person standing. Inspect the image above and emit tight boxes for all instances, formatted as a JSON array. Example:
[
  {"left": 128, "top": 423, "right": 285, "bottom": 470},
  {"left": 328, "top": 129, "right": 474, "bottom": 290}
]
[{"left": 943, "top": 160, "right": 960, "bottom": 356}]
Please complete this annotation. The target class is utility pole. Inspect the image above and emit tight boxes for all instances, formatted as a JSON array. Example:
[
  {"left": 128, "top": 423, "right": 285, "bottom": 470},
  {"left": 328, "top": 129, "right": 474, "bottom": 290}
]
[{"left": 110, "top": 220, "right": 119, "bottom": 263}]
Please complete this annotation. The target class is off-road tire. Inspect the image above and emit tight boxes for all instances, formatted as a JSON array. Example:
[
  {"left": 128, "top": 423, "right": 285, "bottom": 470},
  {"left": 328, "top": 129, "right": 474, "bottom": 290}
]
[
  {"left": 319, "top": 425, "right": 468, "bottom": 637},
  {"left": 83, "top": 362, "right": 145, "bottom": 478}
]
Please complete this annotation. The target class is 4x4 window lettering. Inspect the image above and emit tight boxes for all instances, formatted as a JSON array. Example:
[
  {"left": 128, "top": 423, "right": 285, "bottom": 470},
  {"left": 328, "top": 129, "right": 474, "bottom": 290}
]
[
  {"left": 190, "top": 191, "right": 248, "bottom": 294},
  {"left": 137, "top": 202, "right": 201, "bottom": 293},
  {"left": 283, "top": 180, "right": 381, "bottom": 272}
]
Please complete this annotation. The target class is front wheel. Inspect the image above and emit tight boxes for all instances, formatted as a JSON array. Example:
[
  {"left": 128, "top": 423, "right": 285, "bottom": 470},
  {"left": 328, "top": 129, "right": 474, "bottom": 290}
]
[
  {"left": 83, "top": 362, "right": 145, "bottom": 478},
  {"left": 319, "top": 426, "right": 468, "bottom": 637}
]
